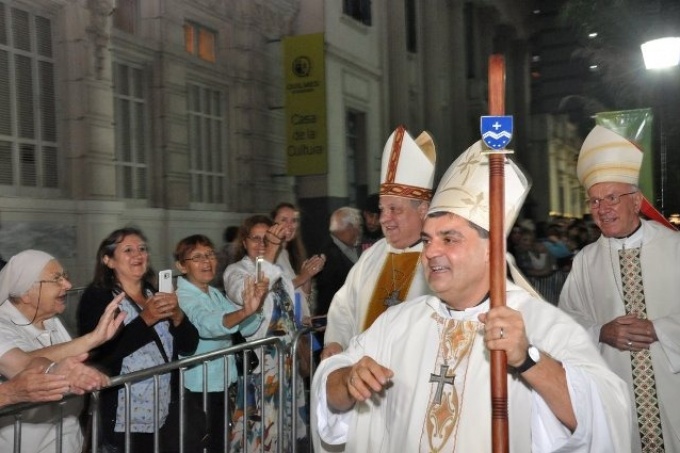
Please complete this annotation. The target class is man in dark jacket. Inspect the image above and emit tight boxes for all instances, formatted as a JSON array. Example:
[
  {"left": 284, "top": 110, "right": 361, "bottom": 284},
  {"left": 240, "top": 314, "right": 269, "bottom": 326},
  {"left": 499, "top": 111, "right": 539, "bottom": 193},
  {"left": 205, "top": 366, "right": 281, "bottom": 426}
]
[{"left": 314, "top": 207, "right": 362, "bottom": 343}]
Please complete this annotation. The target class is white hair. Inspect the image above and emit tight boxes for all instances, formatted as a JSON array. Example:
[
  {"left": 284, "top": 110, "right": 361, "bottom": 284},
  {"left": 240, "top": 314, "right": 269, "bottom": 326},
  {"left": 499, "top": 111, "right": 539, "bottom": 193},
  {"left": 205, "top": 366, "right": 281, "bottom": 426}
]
[{"left": 329, "top": 207, "right": 361, "bottom": 233}]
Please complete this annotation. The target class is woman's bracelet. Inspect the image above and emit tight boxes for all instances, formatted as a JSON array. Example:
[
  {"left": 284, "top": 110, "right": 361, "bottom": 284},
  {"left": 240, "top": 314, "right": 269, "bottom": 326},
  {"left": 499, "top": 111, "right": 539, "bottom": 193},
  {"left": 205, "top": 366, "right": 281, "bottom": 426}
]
[
  {"left": 265, "top": 231, "right": 283, "bottom": 245},
  {"left": 44, "top": 362, "right": 58, "bottom": 374}
]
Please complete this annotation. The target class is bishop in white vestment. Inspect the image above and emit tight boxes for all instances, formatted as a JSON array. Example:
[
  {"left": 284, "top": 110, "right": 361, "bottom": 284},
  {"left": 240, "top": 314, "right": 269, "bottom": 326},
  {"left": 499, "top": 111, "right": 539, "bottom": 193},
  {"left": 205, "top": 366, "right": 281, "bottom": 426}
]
[
  {"left": 559, "top": 125, "right": 680, "bottom": 452},
  {"left": 324, "top": 126, "right": 436, "bottom": 354},
  {"left": 314, "top": 289, "right": 631, "bottom": 452},
  {"left": 313, "top": 139, "right": 632, "bottom": 452}
]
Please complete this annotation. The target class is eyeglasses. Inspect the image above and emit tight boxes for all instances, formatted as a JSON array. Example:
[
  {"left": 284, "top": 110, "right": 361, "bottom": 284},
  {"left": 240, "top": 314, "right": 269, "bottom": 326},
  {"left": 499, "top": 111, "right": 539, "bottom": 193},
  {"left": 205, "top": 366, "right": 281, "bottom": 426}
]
[
  {"left": 586, "top": 191, "right": 638, "bottom": 210},
  {"left": 38, "top": 271, "right": 70, "bottom": 286},
  {"left": 247, "top": 236, "right": 269, "bottom": 245},
  {"left": 183, "top": 252, "right": 217, "bottom": 263}
]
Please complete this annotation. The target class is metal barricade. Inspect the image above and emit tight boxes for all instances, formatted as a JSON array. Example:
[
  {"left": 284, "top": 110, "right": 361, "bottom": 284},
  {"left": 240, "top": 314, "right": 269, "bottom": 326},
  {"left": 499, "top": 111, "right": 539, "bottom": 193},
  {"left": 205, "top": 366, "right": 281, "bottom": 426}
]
[
  {"left": 0, "top": 386, "right": 77, "bottom": 453},
  {"left": 290, "top": 326, "right": 324, "bottom": 453},
  {"left": 0, "top": 336, "right": 289, "bottom": 453},
  {"left": 0, "top": 278, "right": 325, "bottom": 453}
]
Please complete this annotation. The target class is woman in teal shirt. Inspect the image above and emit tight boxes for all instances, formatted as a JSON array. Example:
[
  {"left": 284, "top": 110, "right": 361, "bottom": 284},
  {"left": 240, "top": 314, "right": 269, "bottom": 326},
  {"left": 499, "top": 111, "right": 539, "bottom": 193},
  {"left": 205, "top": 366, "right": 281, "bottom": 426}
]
[{"left": 174, "top": 234, "right": 267, "bottom": 452}]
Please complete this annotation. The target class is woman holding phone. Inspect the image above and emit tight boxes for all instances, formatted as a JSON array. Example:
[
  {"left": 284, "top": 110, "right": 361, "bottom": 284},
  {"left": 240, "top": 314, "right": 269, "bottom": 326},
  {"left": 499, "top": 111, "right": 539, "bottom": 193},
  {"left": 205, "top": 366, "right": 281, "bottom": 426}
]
[
  {"left": 173, "top": 234, "right": 267, "bottom": 452},
  {"left": 223, "top": 214, "right": 308, "bottom": 451},
  {"left": 77, "top": 227, "right": 199, "bottom": 452}
]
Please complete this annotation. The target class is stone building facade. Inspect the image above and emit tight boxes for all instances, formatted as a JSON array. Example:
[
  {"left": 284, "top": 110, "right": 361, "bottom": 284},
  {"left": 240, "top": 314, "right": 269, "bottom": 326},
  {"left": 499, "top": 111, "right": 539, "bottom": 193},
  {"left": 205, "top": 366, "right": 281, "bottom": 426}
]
[{"left": 0, "top": 0, "right": 540, "bottom": 283}]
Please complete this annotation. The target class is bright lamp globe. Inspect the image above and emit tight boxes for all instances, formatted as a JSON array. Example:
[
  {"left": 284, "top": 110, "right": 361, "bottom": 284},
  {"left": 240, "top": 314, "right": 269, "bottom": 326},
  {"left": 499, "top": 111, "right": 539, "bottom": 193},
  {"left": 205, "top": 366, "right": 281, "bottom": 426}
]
[{"left": 641, "top": 37, "right": 680, "bottom": 69}]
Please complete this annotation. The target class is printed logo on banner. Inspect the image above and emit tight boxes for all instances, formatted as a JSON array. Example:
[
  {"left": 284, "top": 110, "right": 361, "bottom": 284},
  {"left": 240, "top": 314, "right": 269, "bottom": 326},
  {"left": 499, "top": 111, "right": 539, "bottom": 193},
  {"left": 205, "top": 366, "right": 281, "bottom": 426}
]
[{"left": 481, "top": 116, "right": 513, "bottom": 150}]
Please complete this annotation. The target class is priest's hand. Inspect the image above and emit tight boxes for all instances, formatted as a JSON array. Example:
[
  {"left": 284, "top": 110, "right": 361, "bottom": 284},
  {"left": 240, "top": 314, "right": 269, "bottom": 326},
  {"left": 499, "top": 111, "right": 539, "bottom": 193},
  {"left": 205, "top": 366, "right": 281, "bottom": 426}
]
[
  {"left": 326, "top": 357, "right": 394, "bottom": 412},
  {"left": 320, "top": 342, "right": 343, "bottom": 360},
  {"left": 599, "top": 313, "right": 657, "bottom": 352},
  {"left": 478, "top": 305, "right": 528, "bottom": 368},
  {"left": 479, "top": 306, "right": 576, "bottom": 431}
]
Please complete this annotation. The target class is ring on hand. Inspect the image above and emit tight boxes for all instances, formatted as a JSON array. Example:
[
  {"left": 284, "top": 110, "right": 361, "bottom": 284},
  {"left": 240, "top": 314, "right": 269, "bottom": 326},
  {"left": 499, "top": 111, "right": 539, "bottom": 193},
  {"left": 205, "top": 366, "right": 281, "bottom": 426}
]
[
  {"left": 499, "top": 327, "right": 505, "bottom": 340},
  {"left": 627, "top": 340, "right": 633, "bottom": 348}
]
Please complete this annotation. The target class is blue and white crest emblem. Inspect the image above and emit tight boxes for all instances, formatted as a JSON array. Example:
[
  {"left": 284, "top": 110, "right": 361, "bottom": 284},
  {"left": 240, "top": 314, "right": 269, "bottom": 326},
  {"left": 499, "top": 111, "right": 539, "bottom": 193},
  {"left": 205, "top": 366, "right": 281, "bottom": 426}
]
[{"left": 481, "top": 116, "right": 513, "bottom": 150}]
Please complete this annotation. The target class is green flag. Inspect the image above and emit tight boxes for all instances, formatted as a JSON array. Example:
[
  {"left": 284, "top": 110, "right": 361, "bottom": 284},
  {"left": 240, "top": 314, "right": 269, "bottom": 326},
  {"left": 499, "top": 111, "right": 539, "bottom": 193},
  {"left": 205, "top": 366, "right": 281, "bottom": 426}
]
[{"left": 595, "top": 109, "right": 654, "bottom": 203}]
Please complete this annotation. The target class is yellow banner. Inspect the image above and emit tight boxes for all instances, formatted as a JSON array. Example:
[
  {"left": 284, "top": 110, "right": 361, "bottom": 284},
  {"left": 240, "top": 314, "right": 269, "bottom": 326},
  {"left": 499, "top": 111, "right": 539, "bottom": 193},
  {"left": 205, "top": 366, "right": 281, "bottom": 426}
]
[{"left": 283, "top": 33, "right": 327, "bottom": 175}]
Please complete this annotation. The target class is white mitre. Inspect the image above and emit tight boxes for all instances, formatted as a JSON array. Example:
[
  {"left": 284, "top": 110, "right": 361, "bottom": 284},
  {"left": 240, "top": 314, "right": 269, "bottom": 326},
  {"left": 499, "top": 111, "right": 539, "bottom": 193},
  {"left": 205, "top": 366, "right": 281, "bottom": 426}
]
[
  {"left": 428, "top": 141, "right": 530, "bottom": 237},
  {"left": 428, "top": 140, "right": 540, "bottom": 298},
  {"left": 379, "top": 125, "right": 437, "bottom": 201}
]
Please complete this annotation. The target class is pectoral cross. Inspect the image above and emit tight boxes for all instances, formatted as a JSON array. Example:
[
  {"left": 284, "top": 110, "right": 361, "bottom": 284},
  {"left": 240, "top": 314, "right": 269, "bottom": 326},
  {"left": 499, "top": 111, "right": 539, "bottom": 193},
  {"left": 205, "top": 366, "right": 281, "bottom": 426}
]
[
  {"left": 429, "top": 364, "right": 455, "bottom": 405},
  {"left": 384, "top": 290, "right": 402, "bottom": 307}
]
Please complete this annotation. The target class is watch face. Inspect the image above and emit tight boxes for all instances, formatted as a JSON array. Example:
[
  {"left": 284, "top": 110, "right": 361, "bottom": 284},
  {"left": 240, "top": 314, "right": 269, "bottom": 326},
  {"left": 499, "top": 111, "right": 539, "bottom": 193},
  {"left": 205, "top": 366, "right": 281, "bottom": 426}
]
[{"left": 528, "top": 345, "right": 540, "bottom": 362}]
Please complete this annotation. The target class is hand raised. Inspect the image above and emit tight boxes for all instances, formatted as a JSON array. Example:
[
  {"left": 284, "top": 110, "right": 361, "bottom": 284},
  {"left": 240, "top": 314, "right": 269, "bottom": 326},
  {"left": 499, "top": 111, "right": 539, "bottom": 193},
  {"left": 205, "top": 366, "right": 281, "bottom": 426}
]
[
  {"left": 242, "top": 276, "right": 269, "bottom": 316},
  {"left": 266, "top": 224, "right": 287, "bottom": 248},
  {"left": 89, "top": 292, "right": 126, "bottom": 347},
  {"left": 301, "top": 254, "right": 326, "bottom": 278},
  {"left": 141, "top": 292, "right": 179, "bottom": 325}
]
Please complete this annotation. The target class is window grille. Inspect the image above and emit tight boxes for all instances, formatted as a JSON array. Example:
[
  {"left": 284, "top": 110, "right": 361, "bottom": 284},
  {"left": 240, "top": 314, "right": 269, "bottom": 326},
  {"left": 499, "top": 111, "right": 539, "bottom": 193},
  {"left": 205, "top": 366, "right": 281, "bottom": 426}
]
[
  {"left": 0, "top": 3, "right": 58, "bottom": 191},
  {"left": 113, "top": 62, "right": 147, "bottom": 199},
  {"left": 187, "top": 82, "right": 225, "bottom": 204}
]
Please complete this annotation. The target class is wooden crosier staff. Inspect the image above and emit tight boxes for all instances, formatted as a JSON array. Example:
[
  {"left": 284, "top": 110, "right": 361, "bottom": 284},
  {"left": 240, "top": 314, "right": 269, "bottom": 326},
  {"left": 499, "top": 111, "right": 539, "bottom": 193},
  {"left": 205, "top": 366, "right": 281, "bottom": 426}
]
[{"left": 488, "top": 54, "right": 509, "bottom": 453}]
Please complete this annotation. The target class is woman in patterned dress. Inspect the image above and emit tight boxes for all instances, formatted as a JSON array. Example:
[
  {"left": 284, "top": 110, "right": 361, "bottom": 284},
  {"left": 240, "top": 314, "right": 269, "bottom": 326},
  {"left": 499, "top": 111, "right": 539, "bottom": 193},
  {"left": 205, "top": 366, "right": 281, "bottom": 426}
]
[{"left": 224, "top": 215, "right": 308, "bottom": 451}]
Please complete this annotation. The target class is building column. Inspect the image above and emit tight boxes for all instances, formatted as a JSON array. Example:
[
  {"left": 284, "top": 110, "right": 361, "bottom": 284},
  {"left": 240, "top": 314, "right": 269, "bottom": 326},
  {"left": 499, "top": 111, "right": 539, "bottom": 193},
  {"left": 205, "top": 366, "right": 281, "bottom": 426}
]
[{"left": 61, "top": 0, "right": 117, "bottom": 201}]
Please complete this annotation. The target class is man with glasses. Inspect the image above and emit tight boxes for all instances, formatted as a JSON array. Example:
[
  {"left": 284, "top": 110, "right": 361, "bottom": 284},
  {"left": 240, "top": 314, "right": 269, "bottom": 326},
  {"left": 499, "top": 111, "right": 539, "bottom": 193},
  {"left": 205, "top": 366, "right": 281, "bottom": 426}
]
[
  {"left": 0, "top": 249, "right": 125, "bottom": 452},
  {"left": 559, "top": 125, "right": 680, "bottom": 453}
]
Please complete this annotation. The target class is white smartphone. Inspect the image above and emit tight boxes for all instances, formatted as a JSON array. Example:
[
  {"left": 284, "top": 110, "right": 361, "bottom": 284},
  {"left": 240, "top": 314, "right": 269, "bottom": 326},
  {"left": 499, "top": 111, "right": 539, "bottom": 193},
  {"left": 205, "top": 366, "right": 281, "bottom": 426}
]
[
  {"left": 158, "top": 269, "right": 173, "bottom": 293},
  {"left": 255, "top": 256, "right": 264, "bottom": 283}
]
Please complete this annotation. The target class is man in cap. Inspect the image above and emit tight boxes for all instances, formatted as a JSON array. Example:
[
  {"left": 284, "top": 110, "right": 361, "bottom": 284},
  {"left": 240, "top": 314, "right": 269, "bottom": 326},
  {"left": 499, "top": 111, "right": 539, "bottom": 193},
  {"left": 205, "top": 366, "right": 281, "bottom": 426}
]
[
  {"left": 312, "top": 140, "right": 630, "bottom": 451},
  {"left": 559, "top": 125, "right": 680, "bottom": 453},
  {"left": 321, "top": 126, "right": 436, "bottom": 361}
]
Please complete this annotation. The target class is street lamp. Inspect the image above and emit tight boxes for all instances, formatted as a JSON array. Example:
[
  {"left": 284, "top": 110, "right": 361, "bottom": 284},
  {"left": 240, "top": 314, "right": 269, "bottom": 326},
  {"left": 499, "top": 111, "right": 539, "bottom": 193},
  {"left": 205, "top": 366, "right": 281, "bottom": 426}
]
[
  {"left": 641, "top": 36, "right": 680, "bottom": 216},
  {"left": 641, "top": 37, "right": 680, "bottom": 70}
]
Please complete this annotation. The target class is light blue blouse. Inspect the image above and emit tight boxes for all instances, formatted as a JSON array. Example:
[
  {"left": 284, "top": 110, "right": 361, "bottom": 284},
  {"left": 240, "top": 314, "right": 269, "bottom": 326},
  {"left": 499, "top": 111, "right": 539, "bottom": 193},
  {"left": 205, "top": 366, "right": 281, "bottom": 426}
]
[{"left": 176, "top": 276, "right": 262, "bottom": 391}]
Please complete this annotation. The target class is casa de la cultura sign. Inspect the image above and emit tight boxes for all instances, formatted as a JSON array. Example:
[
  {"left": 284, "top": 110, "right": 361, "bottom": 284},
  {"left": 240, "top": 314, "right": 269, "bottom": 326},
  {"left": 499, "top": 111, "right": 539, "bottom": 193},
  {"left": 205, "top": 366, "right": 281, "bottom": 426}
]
[{"left": 283, "top": 33, "right": 327, "bottom": 176}]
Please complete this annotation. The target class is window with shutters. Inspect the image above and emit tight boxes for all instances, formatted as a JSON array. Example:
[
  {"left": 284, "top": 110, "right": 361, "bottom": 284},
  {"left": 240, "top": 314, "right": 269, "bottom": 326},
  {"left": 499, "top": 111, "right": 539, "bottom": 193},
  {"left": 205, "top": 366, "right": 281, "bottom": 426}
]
[
  {"left": 113, "top": 62, "right": 147, "bottom": 199},
  {"left": 183, "top": 21, "right": 216, "bottom": 63},
  {"left": 187, "top": 82, "right": 225, "bottom": 204},
  {"left": 346, "top": 109, "right": 367, "bottom": 206},
  {"left": 0, "top": 4, "right": 58, "bottom": 190}
]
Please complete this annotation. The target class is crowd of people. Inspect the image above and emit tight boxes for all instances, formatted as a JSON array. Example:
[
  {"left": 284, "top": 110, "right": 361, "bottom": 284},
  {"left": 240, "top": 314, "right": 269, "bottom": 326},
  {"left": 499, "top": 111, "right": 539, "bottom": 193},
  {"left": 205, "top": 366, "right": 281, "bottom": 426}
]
[
  {"left": 0, "top": 123, "right": 678, "bottom": 453},
  {"left": 0, "top": 194, "right": 380, "bottom": 452},
  {"left": 508, "top": 215, "right": 601, "bottom": 304}
]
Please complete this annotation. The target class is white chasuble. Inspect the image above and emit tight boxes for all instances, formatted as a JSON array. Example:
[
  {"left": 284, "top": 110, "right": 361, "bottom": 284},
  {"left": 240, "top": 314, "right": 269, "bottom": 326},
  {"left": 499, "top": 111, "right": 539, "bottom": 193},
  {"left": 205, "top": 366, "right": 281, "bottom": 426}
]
[{"left": 314, "top": 289, "right": 631, "bottom": 452}]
